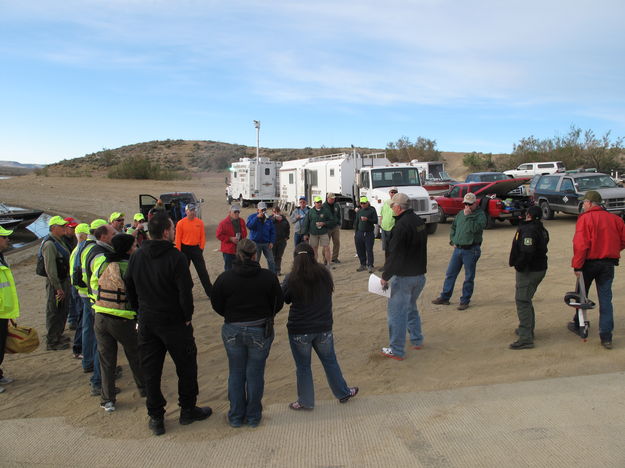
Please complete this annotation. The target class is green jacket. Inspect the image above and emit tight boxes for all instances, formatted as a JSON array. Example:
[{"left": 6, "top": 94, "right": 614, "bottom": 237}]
[
  {"left": 42, "top": 234, "right": 70, "bottom": 290},
  {"left": 303, "top": 205, "right": 336, "bottom": 236},
  {"left": 322, "top": 201, "right": 341, "bottom": 229},
  {"left": 450, "top": 209, "right": 486, "bottom": 246},
  {"left": 380, "top": 200, "right": 395, "bottom": 231},
  {"left": 354, "top": 205, "right": 378, "bottom": 232}
]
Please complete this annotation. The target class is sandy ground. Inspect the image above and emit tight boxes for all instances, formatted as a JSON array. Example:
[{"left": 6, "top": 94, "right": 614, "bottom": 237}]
[{"left": 1, "top": 171, "right": 624, "bottom": 441}]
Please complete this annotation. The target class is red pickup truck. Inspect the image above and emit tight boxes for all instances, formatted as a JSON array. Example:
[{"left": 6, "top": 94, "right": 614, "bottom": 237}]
[{"left": 434, "top": 178, "right": 532, "bottom": 229}]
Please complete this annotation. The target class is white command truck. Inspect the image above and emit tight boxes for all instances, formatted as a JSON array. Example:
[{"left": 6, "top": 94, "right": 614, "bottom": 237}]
[
  {"left": 227, "top": 157, "right": 282, "bottom": 207},
  {"left": 279, "top": 152, "right": 440, "bottom": 234}
]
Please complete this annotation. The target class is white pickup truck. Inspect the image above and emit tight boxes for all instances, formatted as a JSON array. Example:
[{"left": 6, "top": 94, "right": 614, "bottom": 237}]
[{"left": 504, "top": 161, "right": 566, "bottom": 178}]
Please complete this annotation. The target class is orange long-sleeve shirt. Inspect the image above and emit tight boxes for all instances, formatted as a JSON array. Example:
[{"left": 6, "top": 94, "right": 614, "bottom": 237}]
[{"left": 175, "top": 217, "right": 206, "bottom": 250}]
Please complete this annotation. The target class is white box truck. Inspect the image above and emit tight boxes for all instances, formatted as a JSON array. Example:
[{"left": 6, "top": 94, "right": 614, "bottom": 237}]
[
  {"left": 226, "top": 157, "right": 282, "bottom": 207},
  {"left": 279, "top": 152, "right": 440, "bottom": 233}
]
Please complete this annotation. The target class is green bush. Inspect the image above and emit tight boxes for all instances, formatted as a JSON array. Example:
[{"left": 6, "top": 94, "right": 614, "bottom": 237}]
[
  {"left": 107, "top": 155, "right": 186, "bottom": 180},
  {"left": 463, "top": 152, "right": 495, "bottom": 171}
]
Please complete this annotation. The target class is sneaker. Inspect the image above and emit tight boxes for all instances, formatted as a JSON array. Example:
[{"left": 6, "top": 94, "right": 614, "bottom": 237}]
[
  {"left": 332, "top": 259, "right": 341, "bottom": 264},
  {"left": 179, "top": 406, "right": 212, "bottom": 425},
  {"left": 356, "top": 265, "right": 367, "bottom": 272},
  {"left": 509, "top": 340, "right": 534, "bottom": 350},
  {"left": 288, "top": 401, "right": 313, "bottom": 411},
  {"left": 381, "top": 347, "right": 404, "bottom": 361},
  {"left": 100, "top": 401, "right": 116, "bottom": 412},
  {"left": 457, "top": 303, "right": 470, "bottom": 311},
  {"left": 46, "top": 342, "right": 69, "bottom": 351},
  {"left": 367, "top": 266, "right": 375, "bottom": 273},
  {"left": 601, "top": 340, "right": 613, "bottom": 350},
  {"left": 148, "top": 416, "right": 165, "bottom": 436},
  {"left": 339, "top": 387, "right": 359, "bottom": 403},
  {"left": 431, "top": 297, "right": 450, "bottom": 305},
  {"left": 0, "top": 376, "right": 14, "bottom": 385},
  {"left": 73, "top": 353, "right": 83, "bottom": 360}
]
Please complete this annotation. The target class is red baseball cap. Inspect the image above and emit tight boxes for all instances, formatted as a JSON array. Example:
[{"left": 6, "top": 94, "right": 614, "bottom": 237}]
[{"left": 64, "top": 217, "right": 79, "bottom": 228}]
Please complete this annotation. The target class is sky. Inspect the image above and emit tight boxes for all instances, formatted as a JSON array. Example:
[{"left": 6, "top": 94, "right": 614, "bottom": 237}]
[{"left": 1, "top": 0, "right": 624, "bottom": 165}]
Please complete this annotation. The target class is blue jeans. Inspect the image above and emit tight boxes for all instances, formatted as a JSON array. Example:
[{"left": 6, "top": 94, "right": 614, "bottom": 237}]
[
  {"left": 255, "top": 243, "right": 276, "bottom": 273},
  {"left": 71, "top": 288, "right": 83, "bottom": 354},
  {"left": 223, "top": 253, "right": 236, "bottom": 271},
  {"left": 387, "top": 275, "right": 426, "bottom": 358},
  {"left": 294, "top": 232, "right": 305, "bottom": 247},
  {"left": 288, "top": 331, "right": 350, "bottom": 408},
  {"left": 222, "top": 323, "right": 273, "bottom": 426},
  {"left": 355, "top": 231, "right": 375, "bottom": 267},
  {"left": 67, "top": 286, "right": 82, "bottom": 325},
  {"left": 581, "top": 260, "right": 615, "bottom": 340},
  {"left": 81, "top": 298, "right": 101, "bottom": 387},
  {"left": 440, "top": 246, "right": 481, "bottom": 304}
]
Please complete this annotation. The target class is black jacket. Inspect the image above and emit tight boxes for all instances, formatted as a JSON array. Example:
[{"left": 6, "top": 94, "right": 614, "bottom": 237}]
[
  {"left": 354, "top": 205, "right": 378, "bottom": 232},
  {"left": 269, "top": 215, "right": 291, "bottom": 243},
  {"left": 211, "top": 259, "right": 283, "bottom": 323},
  {"left": 509, "top": 220, "right": 549, "bottom": 272},
  {"left": 125, "top": 239, "right": 194, "bottom": 324},
  {"left": 282, "top": 273, "right": 333, "bottom": 335},
  {"left": 382, "top": 209, "right": 427, "bottom": 280}
]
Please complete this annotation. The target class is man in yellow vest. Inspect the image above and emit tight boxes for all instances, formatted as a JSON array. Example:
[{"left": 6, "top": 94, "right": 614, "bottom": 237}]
[
  {"left": 0, "top": 226, "right": 20, "bottom": 393},
  {"left": 91, "top": 234, "right": 144, "bottom": 412},
  {"left": 68, "top": 223, "right": 90, "bottom": 359}
]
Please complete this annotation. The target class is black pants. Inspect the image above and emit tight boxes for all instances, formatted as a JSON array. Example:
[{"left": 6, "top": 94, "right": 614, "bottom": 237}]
[
  {"left": 0, "top": 318, "right": 7, "bottom": 379},
  {"left": 272, "top": 239, "right": 287, "bottom": 274},
  {"left": 95, "top": 313, "right": 144, "bottom": 404},
  {"left": 181, "top": 244, "right": 212, "bottom": 297},
  {"left": 138, "top": 320, "right": 199, "bottom": 418},
  {"left": 355, "top": 231, "right": 375, "bottom": 267}
]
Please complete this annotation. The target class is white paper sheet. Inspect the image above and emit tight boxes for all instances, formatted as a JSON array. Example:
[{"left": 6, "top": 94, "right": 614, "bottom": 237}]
[{"left": 368, "top": 273, "right": 391, "bottom": 298}]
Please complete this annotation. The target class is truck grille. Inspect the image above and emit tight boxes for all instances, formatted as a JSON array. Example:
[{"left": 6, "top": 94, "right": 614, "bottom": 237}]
[
  {"left": 605, "top": 198, "right": 625, "bottom": 210},
  {"left": 409, "top": 198, "right": 428, "bottom": 213}
]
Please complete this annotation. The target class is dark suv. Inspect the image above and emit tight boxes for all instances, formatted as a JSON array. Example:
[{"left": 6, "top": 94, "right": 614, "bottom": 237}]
[
  {"left": 139, "top": 192, "right": 204, "bottom": 224},
  {"left": 532, "top": 172, "right": 625, "bottom": 219}
]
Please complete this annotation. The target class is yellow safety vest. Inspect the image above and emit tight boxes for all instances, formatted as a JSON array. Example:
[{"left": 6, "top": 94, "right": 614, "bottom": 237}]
[{"left": 0, "top": 262, "right": 20, "bottom": 319}]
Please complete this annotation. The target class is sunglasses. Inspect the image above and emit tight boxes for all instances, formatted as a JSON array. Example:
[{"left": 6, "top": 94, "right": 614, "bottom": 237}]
[
  {"left": 314, "top": 201, "right": 322, "bottom": 204},
  {"left": 463, "top": 202, "right": 474, "bottom": 206}
]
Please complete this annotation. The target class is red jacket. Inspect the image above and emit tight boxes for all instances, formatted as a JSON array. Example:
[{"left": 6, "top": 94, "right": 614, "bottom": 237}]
[
  {"left": 572, "top": 206, "right": 625, "bottom": 269},
  {"left": 216, "top": 216, "right": 247, "bottom": 255}
]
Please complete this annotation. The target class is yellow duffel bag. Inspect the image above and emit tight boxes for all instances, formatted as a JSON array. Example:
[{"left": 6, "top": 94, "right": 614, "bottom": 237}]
[{"left": 5, "top": 320, "right": 40, "bottom": 353}]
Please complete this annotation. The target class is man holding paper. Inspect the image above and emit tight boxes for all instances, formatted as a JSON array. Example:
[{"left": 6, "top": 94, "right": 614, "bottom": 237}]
[{"left": 379, "top": 193, "right": 428, "bottom": 361}]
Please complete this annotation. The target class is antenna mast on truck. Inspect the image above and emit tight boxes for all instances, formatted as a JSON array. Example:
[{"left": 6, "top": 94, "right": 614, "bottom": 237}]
[{"left": 253, "top": 120, "right": 261, "bottom": 201}]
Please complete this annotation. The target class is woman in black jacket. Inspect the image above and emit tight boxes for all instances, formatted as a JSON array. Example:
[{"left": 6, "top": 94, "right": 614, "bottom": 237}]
[
  {"left": 210, "top": 239, "right": 283, "bottom": 427},
  {"left": 282, "top": 242, "right": 358, "bottom": 410}
]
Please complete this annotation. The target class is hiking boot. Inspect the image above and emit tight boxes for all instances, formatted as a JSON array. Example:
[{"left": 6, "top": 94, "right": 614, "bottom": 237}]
[
  {"left": 149, "top": 416, "right": 165, "bottom": 436},
  {"left": 46, "top": 342, "right": 69, "bottom": 351},
  {"left": 367, "top": 266, "right": 375, "bottom": 273},
  {"left": 179, "top": 406, "right": 212, "bottom": 425},
  {"left": 100, "top": 401, "right": 116, "bottom": 412},
  {"left": 339, "top": 387, "right": 359, "bottom": 403},
  {"left": 431, "top": 297, "right": 450, "bottom": 305},
  {"left": 601, "top": 340, "right": 613, "bottom": 350},
  {"left": 457, "top": 303, "right": 470, "bottom": 311},
  {"left": 0, "top": 376, "right": 14, "bottom": 385},
  {"left": 381, "top": 347, "right": 404, "bottom": 361},
  {"left": 509, "top": 340, "right": 534, "bottom": 350},
  {"left": 356, "top": 265, "right": 367, "bottom": 272},
  {"left": 332, "top": 259, "right": 341, "bottom": 264}
]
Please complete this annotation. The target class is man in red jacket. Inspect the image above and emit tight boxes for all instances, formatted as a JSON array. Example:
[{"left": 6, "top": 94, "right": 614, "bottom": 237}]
[
  {"left": 570, "top": 190, "right": 625, "bottom": 349},
  {"left": 216, "top": 204, "right": 247, "bottom": 271}
]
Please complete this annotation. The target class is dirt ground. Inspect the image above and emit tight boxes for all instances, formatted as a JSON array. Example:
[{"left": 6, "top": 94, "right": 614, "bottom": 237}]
[{"left": 1, "top": 169, "right": 623, "bottom": 441}]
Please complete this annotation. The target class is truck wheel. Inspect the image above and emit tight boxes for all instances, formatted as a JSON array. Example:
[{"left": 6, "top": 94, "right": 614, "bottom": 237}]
[
  {"left": 239, "top": 196, "right": 249, "bottom": 208},
  {"left": 227, "top": 195, "right": 233, "bottom": 205},
  {"left": 485, "top": 216, "right": 496, "bottom": 230},
  {"left": 426, "top": 222, "right": 438, "bottom": 235},
  {"left": 540, "top": 201, "right": 554, "bottom": 220},
  {"left": 438, "top": 206, "right": 447, "bottom": 224}
]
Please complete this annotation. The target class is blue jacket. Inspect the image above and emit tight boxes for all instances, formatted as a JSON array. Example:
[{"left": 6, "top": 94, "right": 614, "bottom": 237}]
[{"left": 246, "top": 213, "right": 276, "bottom": 244}]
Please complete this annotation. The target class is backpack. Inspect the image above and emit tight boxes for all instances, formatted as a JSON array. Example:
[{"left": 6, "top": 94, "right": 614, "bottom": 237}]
[
  {"left": 36, "top": 235, "right": 70, "bottom": 279},
  {"left": 95, "top": 262, "right": 128, "bottom": 310}
]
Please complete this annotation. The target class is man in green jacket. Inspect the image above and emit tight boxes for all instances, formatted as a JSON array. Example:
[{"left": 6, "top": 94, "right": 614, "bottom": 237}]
[
  {"left": 354, "top": 196, "right": 379, "bottom": 273},
  {"left": 41, "top": 216, "right": 71, "bottom": 350},
  {"left": 0, "top": 226, "right": 20, "bottom": 393},
  {"left": 302, "top": 195, "right": 336, "bottom": 266},
  {"left": 432, "top": 192, "right": 486, "bottom": 310}
]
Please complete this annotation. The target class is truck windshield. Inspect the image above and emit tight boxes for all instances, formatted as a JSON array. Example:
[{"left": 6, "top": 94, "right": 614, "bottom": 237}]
[
  {"left": 575, "top": 175, "right": 618, "bottom": 190},
  {"left": 371, "top": 168, "right": 421, "bottom": 188}
]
